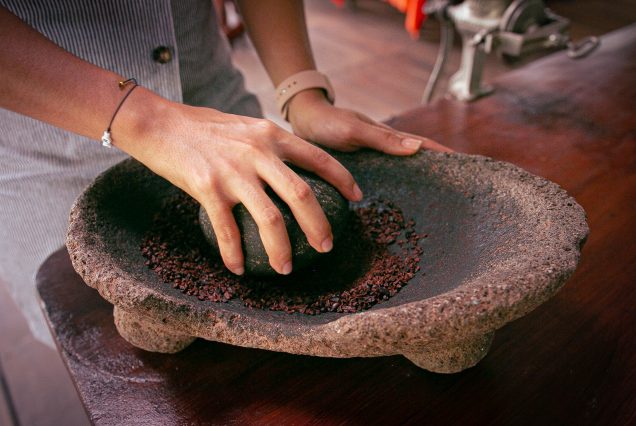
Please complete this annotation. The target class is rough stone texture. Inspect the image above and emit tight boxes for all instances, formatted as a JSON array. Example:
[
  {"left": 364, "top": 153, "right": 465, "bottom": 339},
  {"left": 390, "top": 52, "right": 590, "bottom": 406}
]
[
  {"left": 198, "top": 167, "right": 350, "bottom": 276},
  {"left": 402, "top": 332, "right": 495, "bottom": 373},
  {"left": 113, "top": 306, "right": 195, "bottom": 353},
  {"left": 66, "top": 151, "right": 589, "bottom": 373}
]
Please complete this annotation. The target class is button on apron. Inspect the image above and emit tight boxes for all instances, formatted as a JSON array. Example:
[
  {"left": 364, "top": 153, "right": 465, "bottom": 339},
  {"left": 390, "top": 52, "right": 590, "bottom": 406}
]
[{"left": 152, "top": 46, "right": 172, "bottom": 64}]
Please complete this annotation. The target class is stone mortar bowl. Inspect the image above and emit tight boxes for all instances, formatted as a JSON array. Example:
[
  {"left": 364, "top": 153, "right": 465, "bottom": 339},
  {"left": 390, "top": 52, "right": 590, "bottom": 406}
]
[{"left": 66, "top": 151, "right": 588, "bottom": 374}]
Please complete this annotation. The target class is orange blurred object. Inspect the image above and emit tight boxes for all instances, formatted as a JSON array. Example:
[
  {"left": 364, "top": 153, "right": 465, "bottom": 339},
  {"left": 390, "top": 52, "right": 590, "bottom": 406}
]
[
  {"left": 387, "top": 0, "right": 427, "bottom": 37},
  {"left": 331, "top": 0, "right": 427, "bottom": 38}
]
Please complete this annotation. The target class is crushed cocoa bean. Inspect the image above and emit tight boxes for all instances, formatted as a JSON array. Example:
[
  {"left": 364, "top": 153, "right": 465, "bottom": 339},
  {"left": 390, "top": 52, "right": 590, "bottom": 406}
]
[{"left": 140, "top": 192, "right": 426, "bottom": 315}]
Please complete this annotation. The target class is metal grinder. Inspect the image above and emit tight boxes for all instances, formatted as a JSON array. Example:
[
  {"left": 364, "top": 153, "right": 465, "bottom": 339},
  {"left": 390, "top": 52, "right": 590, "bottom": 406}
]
[{"left": 422, "top": 0, "right": 600, "bottom": 102}]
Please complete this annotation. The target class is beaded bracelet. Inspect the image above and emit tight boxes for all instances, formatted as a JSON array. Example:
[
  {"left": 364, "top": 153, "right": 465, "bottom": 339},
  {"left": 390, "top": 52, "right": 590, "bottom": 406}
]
[{"left": 101, "top": 78, "right": 139, "bottom": 148}]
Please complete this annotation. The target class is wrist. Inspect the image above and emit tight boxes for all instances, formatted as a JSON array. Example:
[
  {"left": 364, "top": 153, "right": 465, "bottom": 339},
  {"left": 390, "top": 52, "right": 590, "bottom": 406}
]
[
  {"left": 275, "top": 70, "right": 334, "bottom": 121},
  {"left": 110, "top": 87, "right": 173, "bottom": 158},
  {"left": 287, "top": 89, "right": 331, "bottom": 128}
]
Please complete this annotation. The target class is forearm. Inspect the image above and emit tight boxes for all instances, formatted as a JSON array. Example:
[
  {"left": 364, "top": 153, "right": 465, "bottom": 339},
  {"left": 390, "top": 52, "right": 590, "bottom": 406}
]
[
  {"left": 0, "top": 6, "right": 165, "bottom": 155},
  {"left": 236, "top": 0, "right": 315, "bottom": 85},
  {"left": 236, "top": 0, "right": 332, "bottom": 123}
]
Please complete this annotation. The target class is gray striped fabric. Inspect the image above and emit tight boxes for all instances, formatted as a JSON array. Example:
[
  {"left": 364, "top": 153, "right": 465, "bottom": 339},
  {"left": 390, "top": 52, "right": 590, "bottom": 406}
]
[{"left": 0, "top": 0, "right": 261, "bottom": 346}]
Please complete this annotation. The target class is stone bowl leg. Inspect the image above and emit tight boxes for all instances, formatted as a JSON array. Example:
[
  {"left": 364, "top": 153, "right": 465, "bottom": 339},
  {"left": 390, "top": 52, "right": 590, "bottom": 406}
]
[
  {"left": 113, "top": 306, "right": 196, "bottom": 353},
  {"left": 402, "top": 332, "right": 495, "bottom": 373}
]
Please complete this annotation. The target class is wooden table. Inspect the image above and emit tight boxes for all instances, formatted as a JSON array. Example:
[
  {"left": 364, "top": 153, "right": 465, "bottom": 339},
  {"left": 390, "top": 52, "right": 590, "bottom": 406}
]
[{"left": 37, "top": 24, "right": 636, "bottom": 425}]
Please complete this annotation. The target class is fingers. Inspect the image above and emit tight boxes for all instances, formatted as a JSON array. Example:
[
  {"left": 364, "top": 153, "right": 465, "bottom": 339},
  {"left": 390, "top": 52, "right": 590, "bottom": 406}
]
[
  {"left": 405, "top": 133, "right": 454, "bottom": 153},
  {"left": 236, "top": 182, "right": 293, "bottom": 275},
  {"left": 352, "top": 120, "right": 454, "bottom": 155},
  {"left": 351, "top": 121, "right": 420, "bottom": 155},
  {"left": 258, "top": 160, "right": 334, "bottom": 254},
  {"left": 333, "top": 111, "right": 453, "bottom": 154},
  {"left": 279, "top": 137, "right": 363, "bottom": 202},
  {"left": 199, "top": 198, "right": 245, "bottom": 276},
  {"left": 200, "top": 177, "right": 300, "bottom": 275},
  {"left": 374, "top": 121, "right": 454, "bottom": 153}
]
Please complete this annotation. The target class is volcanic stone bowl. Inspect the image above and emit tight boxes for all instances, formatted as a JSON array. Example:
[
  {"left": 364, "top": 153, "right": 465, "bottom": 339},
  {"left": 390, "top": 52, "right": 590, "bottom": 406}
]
[{"left": 66, "top": 151, "right": 588, "bottom": 374}]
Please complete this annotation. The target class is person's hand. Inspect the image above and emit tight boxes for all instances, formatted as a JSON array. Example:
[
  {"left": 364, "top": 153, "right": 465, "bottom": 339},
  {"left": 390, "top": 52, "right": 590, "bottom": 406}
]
[
  {"left": 287, "top": 90, "right": 453, "bottom": 155},
  {"left": 116, "top": 91, "right": 363, "bottom": 276}
]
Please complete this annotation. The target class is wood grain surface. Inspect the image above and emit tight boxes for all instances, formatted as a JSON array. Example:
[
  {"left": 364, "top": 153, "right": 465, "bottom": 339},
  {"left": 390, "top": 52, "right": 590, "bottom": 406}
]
[{"left": 36, "top": 24, "right": 636, "bottom": 425}]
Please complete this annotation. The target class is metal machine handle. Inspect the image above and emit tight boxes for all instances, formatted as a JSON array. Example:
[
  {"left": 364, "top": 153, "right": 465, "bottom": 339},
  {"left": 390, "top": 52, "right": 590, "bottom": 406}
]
[{"left": 567, "top": 36, "right": 601, "bottom": 59}]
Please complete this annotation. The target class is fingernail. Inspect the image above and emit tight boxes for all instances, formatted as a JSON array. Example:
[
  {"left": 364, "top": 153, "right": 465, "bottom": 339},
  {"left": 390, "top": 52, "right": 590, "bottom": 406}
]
[
  {"left": 281, "top": 261, "right": 292, "bottom": 275},
  {"left": 232, "top": 266, "right": 244, "bottom": 276},
  {"left": 352, "top": 183, "right": 363, "bottom": 200},
  {"left": 321, "top": 237, "right": 333, "bottom": 253},
  {"left": 401, "top": 138, "right": 422, "bottom": 150}
]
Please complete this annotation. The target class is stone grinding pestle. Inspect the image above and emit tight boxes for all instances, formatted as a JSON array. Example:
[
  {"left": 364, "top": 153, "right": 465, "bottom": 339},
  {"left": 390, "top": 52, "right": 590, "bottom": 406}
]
[{"left": 199, "top": 168, "right": 350, "bottom": 276}]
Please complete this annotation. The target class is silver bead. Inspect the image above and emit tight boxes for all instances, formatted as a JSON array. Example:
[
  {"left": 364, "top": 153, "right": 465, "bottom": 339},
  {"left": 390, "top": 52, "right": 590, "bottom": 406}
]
[{"left": 101, "top": 130, "right": 112, "bottom": 148}]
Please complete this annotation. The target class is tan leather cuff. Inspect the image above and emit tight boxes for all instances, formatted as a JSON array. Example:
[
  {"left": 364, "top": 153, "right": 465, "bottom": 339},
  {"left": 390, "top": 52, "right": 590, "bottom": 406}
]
[{"left": 275, "top": 70, "right": 335, "bottom": 121}]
